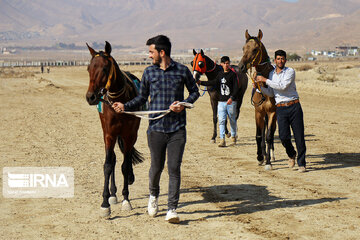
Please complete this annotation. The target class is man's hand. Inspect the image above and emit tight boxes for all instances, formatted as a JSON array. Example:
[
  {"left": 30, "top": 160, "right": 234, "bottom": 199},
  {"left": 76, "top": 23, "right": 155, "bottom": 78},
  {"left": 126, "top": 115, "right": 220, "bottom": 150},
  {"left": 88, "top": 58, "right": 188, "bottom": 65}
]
[
  {"left": 256, "top": 75, "right": 267, "bottom": 83},
  {"left": 112, "top": 102, "right": 125, "bottom": 113},
  {"left": 227, "top": 98, "right": 233, "bottom": 105},
  {"left": 170, "top": 101, "right": 185, "bottom": 113}
]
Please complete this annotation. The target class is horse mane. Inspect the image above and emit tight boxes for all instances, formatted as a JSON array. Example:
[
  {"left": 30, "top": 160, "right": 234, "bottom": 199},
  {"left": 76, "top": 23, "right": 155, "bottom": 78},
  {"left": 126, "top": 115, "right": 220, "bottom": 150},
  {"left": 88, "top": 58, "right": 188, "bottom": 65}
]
[
  {"left": 110, "top": 56, "right": 138, "bottom": 100},
  {"left": 204, "top": 55, "right": 221, "bottom": 73},
  {"left": 246, "top": 36, "right": 260, "bottom": 43}
]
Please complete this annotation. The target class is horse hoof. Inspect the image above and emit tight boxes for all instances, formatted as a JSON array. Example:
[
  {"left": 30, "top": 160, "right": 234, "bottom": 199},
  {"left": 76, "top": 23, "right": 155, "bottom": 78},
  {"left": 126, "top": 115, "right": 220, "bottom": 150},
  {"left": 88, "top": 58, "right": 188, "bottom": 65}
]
[
  {"left": 264, "top": 164, "right": 273, "bottom": 171},
  {"left": 258, "top": 160, "right": 264, "bottom": 166},
  {"left": 109, "top": 196, "right": 118, "bottom": 205},
  {"left": 122, "top": 200, "right": 133, "bottom": 211},
  {"left": 100, "top": 207, "right": 111, "bottom": 218},
  {"left": 210, "top": 139, "right": 216, "bottom": 144}
]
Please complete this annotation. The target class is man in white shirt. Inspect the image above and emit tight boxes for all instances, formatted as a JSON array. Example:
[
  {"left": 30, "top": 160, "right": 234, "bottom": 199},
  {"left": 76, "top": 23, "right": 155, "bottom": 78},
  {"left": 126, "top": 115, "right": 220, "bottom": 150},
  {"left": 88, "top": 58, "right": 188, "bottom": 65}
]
[{"left": 256, "top": 50, "right": 306, "bottom": 172}]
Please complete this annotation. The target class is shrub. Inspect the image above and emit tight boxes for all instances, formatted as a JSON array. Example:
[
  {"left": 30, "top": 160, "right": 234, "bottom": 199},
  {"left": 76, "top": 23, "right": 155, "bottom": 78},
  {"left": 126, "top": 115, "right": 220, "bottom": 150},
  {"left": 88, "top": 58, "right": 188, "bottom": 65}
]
[
  {"left": 317, "top": 74, "right": 338, "bottom": 82},
  {"left": 288, "top": 53, "right": 301, "bottom": 61},
  {"left": 295, "top": 64, "right": 313, "bottom": 71}
]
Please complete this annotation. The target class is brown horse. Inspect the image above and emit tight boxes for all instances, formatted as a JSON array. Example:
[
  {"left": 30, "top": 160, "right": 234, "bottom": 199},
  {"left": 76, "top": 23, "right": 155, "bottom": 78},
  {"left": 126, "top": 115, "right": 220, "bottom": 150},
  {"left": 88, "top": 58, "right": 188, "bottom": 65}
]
[
  {"left": 192, "top": 49, "right": 248, "bottom": 142},
  {"left": 239, "top": 30, "right": 276, "bottom": 170},
  {"left": 86, "top": 41, "right": 144, "bottom": 217}
]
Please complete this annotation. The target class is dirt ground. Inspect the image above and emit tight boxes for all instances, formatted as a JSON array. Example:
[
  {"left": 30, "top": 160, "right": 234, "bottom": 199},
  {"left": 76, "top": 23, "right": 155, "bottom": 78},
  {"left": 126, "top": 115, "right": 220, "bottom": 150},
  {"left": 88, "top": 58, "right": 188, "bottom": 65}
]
[{"left": 1, "top": 60, "right": 360, "bottom": 240}]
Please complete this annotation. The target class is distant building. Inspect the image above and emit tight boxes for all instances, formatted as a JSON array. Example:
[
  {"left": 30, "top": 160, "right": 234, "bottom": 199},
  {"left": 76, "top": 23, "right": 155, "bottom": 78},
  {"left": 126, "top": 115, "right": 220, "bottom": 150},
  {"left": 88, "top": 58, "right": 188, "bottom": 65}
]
[
  {"left": 311, "top": 46, "right": 358, "bottom": 57},
  {"left": 1, "top": 47, "right": 16, "bottom": 55},
  {"left": 311, "top": 50, "right": 322, "bottom": 56},
  {"left": 336, "top": 46, "right": 358, "bottom": 56},
  {"left": 2, "top": 47, "right": 10, "bottom": 55}
]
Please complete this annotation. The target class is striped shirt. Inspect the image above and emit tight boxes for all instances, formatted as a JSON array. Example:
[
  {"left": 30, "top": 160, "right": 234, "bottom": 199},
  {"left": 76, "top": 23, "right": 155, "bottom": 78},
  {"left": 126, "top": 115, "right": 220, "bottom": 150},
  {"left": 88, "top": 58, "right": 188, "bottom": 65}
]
[{"left": 124, "top": 60, "right": 199, "bottom": 133}]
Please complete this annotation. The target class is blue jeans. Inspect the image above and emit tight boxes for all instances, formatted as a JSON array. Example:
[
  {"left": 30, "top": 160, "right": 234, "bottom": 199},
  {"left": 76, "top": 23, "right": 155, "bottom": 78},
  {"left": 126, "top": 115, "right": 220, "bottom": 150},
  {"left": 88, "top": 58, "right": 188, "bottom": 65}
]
[
  {"left": 218, "top": 101, "right": 237, "bottom": 139},
  {"left": 276, "top": 102, "right": 306, "bottom": 167}
]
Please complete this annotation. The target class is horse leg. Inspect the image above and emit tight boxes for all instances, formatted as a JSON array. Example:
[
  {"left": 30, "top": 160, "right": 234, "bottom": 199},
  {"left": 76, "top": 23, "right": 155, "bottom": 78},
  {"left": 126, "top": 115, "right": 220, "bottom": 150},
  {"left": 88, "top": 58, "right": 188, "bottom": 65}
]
[
  {"left": 263, "top": 115, "right": 272, "bottom": 170},
  {"left": 100, "top": 142, "right": 116, "bottom": 217},
  {"left": 117, "top": 136, "right": 136, "bottom": 211},
  {"left": 224, "top": 118, "right": 230, "bottom": 138},
  {"left": 235, "top": 99, "right": 241, "bottom": 120},
  {"left": 255, "top": 111, "right": 265, "bottom": 165},
  {"left": 263, "top": 112, "right": 277, "bottom": 170},
  {"left": 108, "top": 153, "right": 118, "bottom": 205},
  {"left": 267, "top": 112, "right": 277, "bottom": 163},
  {"left": 234, "top": 100, "right": 241, "bottom": 138},
  {"left": 121, "top": 151, "right": 134, "bottom": 211},
  {"left": 210, "top": 97, "right": 218, "bottom": 143}
]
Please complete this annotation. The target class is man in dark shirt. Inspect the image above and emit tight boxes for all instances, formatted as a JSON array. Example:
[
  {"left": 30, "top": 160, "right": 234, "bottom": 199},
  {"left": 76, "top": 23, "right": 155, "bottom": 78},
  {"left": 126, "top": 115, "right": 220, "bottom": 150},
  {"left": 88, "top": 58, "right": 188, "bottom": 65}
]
[
  {"left": 112, "top": 35, "right": 199, "bottom": 223},
  {"left": 198, "top": 56, "right": 240, "bottom": 147}
]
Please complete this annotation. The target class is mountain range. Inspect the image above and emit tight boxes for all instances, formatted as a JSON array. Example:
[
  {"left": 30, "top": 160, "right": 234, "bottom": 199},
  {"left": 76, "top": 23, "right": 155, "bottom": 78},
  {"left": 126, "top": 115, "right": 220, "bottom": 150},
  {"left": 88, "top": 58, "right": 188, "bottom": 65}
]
[{"left": 0, "top": 0, "right": 359, "bottom": 53}]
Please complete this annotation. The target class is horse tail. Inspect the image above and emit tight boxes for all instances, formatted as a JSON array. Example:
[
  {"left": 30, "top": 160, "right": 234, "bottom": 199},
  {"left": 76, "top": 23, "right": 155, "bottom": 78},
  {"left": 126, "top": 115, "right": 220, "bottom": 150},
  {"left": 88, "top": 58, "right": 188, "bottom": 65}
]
[{"left": 117, "top": 136, "right": 144, "bottom": 165}]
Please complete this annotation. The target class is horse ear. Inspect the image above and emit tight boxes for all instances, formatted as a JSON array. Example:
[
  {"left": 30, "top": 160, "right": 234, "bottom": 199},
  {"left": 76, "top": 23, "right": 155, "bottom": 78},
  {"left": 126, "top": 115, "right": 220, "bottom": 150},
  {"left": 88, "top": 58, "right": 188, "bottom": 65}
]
[
  {"left": 200, "top": 49, "right": 204, "bottom": 56},
  {"left": 245, "top": 29, "right": 250, "bottom": 40},
  {"left": 105, "top": 41, "right": 112, "bottom": 55},
  {"left": 193, "top": 49, "right": 197, "bottom": 56},
  {"left": 257, "top": 29, "right": 263, "bottom": 41},
  {"left": 86, "top": 43, "right": 96, "bottom": 57}
]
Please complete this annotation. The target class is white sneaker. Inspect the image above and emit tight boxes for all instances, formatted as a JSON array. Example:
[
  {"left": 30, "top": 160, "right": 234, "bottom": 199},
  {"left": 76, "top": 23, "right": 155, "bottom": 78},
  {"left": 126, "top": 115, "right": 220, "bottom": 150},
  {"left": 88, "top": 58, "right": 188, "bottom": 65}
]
[
  {"left": 147, "top": 195, "right": 158, "bottom": 217},
  {"left": 165, "top": 209, "right": 180, "bottom": 223}
]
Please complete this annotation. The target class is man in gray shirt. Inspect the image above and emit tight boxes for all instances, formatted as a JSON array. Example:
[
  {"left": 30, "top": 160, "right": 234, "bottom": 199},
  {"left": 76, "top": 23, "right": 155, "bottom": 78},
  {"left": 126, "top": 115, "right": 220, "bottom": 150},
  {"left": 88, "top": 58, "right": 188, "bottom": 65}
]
[{"left": 256, "top": 49, "right": 306, "bottom": 172}]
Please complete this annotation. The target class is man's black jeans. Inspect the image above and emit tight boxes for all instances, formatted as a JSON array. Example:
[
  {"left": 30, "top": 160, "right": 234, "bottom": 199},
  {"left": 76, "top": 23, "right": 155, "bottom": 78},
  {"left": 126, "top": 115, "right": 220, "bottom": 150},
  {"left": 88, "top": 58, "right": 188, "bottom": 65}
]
[
  {"left": 276, "top": 102, "right": 306, "bottom": 167},
  {"left": 147, "top": 128, "right": 186, "bottom": 210}
]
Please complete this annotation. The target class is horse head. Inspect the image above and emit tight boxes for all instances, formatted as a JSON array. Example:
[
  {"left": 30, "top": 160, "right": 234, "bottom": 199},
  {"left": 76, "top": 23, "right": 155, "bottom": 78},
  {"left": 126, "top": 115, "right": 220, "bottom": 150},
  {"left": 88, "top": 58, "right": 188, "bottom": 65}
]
[
  {"left": 239, "top": 29, "right": 268, "bottom": 73},
  {"left": 191, "top": 49, "right": 216, "bottom": 81},
  {"left": 86, "top": 41, "right": 115, "bottom": 105}
]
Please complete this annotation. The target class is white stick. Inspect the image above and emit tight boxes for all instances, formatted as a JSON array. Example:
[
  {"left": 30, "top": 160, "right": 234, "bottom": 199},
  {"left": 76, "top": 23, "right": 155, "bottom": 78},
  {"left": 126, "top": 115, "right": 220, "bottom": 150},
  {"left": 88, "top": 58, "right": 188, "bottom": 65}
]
[{"left": 123, "top": 102, "right": 194, "bottom": 120}]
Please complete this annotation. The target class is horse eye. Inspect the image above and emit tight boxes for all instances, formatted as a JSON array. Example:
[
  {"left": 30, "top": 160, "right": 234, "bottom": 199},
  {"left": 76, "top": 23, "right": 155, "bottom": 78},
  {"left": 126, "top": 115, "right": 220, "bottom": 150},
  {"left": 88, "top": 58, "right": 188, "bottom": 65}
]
[
  {"left": 190, "top": 61, "right": 193, "bottom": 67},
  {"left": 103, "top": 65, "right": 110, "bottom": 72},
  {"left": 198, "top": 62, "right": 204, "bottom": 68}
]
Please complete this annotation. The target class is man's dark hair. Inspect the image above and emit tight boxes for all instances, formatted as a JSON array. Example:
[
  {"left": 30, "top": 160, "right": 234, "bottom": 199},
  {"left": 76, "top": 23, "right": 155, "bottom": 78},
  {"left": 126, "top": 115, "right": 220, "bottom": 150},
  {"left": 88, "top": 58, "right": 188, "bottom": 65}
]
[
  {"left": 146, "top": 35, "right": 171, "bottom": 56},
  {"left": 275, "top": 49, "right": 287, "bottom": 59},
  {"left": 220, "top": 56, "right": 230, "bottom": 63}
]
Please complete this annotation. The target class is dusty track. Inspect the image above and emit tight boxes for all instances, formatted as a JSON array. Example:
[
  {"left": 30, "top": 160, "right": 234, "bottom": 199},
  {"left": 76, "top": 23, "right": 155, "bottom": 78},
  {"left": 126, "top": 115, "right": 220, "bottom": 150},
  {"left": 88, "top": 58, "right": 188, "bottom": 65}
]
[{"left": 1, "top": 62, "right": 360, "bottom": 239}]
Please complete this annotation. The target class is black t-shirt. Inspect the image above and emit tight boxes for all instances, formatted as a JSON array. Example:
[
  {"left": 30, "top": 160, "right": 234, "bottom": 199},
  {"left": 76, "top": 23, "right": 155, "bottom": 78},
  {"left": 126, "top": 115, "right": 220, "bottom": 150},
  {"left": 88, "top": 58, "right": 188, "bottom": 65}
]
[{"left": 200, "top": 70, "right": 240, "bottom": 101}]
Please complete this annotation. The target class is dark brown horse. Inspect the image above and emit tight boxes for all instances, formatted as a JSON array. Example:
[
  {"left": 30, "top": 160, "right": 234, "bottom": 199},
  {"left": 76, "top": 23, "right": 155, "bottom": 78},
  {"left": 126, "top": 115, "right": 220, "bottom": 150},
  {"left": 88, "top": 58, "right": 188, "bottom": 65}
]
[
  {"left": 86, "top": 41, "right": 144, "bottom": 217},
  {"left": 239, "top": 30, "right": 277, "bottom": 170},
  {"left": 192, "top": 49, "right": 248, "bottom": 142}
]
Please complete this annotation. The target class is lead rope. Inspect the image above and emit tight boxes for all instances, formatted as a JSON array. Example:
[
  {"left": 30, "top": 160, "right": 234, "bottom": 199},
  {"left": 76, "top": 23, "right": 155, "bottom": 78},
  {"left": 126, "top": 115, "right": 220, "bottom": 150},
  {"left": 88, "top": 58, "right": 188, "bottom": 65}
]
[
  {"left": 99, "top": 98, "right": 194, "bottom": 120},
  {"left": 122, "top": 102, "right": 194, "bottom": 120}
]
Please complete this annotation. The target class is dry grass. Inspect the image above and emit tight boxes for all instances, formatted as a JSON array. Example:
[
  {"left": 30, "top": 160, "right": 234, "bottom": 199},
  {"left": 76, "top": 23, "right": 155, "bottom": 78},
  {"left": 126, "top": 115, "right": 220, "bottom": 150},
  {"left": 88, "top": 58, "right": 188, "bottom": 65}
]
[{"left": 0, "top": 68, "right": 36, "bottom": 78}]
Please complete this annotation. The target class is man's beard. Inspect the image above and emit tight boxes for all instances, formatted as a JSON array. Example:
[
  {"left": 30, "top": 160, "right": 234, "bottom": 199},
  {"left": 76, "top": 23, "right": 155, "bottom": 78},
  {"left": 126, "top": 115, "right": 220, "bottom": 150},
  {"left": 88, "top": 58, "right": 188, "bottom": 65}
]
[
  {"left": 153, "top": 56, "right": 162, "bottom": 66},
  {"left": 277, "top": 63, "right": 285, "bottom": 69}
]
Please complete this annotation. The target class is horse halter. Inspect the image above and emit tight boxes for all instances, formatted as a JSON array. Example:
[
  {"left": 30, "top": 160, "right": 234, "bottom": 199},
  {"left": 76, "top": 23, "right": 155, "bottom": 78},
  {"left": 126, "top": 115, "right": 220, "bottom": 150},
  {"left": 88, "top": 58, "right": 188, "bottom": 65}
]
[
  {"left": 93, "top": 53, "right": 116, "bottom": 92},
  {"left": 244, "top": 38, "right": 267, "bottom": 106},
  {"left": 246, "top": 39, "right": 264, "bottom": 70},
  {"left": 92, "top": 53, "right": 128, "bottom": 105}
]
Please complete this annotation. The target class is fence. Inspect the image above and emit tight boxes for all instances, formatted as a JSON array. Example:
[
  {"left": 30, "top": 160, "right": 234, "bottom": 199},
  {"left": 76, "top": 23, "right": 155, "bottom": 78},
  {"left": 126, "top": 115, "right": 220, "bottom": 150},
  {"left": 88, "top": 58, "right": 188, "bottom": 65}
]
[
  {"left": 0, "top": 60, "right": 89, "bottom": 68},
  {"left": 0, "top": 59, "right": 192, "bottom": 68}
]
